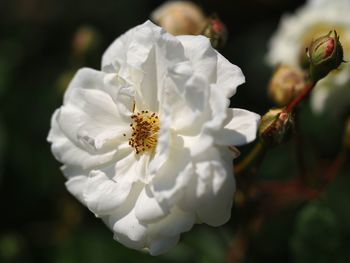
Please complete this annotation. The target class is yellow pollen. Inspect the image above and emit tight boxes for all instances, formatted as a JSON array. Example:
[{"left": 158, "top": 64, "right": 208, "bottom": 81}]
[{"left": 128, "top": 111, "right": 160, "bottom": 155}]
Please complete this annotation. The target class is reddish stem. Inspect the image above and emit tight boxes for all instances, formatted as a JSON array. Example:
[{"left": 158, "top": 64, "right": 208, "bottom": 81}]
[{"left": 285, "top": 81, "right": 315, "bottom": 113}]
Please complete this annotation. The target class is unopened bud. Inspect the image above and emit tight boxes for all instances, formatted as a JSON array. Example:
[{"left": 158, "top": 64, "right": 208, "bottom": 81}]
[
  {"left": 202, "top": 15, "right": 228, "bottom": 49},
  {"left": 151, "top": 1, "right": 207, "bottom": 36},
  {"left": 269, "top": 65, "right": 307, "bottom": 106},
  {"left": 258, "top": 109, "right": 293, "bottom": 146},
  {"left": 72, "top": 26, "right": 101, "bottom": 57},
  {"left": 307, "top": 30, "right": 344, "bottom": 82}
]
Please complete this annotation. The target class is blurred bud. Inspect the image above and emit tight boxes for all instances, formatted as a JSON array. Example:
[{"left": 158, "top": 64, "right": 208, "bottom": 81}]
[
  {"left": 307, "top": 30, "right": 344, "bottom": 82},
  {"left": 343, "top": 118, "right": 350, "bottom": 150},
  {"left": 72, "top": 26, "right": 101, "bottom": 57},
  {"left": 151, "top": 1, "right": 207, "bottom": 35},
  {"left": 201, "top": 15, "right": 228, "bottom": 49},
  {"left": 258, "top": 109, "right": 293, "bottom": 146},
  {"left": 269, "top": 65, "right": 307, "bottom": 106}
]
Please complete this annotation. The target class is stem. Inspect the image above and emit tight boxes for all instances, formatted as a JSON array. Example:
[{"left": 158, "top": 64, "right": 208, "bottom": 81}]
[
  {"left": 285, "top": 80, "right": 315, "bottom": 113},
  {"left": 235, "top": 142, "right": 264, "bottom": 175}
]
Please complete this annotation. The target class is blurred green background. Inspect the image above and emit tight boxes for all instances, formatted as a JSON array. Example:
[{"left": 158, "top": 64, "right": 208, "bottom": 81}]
[{"left": 1, "top": 0, "right": 350, "bottom": 262}]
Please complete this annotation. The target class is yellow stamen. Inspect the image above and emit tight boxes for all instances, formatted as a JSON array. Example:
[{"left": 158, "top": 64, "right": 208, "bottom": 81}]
[{"left": 128, "top": 111, "right": 160, "bottom": 154}]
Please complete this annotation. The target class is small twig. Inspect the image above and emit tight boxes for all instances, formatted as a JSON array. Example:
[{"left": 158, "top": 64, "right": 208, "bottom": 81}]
[
  {"left": 285, "top": 80, "right": 315, "bottom": 113},
  {"left": 235, "top": 142, "right": 264, "bottom": 175}
]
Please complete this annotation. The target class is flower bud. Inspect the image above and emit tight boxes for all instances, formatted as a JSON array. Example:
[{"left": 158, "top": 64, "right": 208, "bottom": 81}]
[
  {"left": 201, "top": 15, "right": 228, "bottom": 49},
  {"left": 307, "top": 30, "right": 344, "bottom": 82},
  {"left": 72, "top": 26, "right": 101, "bottom": 57},
  {"left": 258, "top": 109, "right": 293, "bottom": 146},
  {"left": 151, "top": 1, "right": 207, "bottom": 36},
  {"left": 268, "top": 65, "right": 307, "bottom": 106}
]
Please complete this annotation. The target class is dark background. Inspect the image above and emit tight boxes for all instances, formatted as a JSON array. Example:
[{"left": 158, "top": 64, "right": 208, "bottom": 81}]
[{"left": 1, "top": 0, "right": 350, "bottom": 262}]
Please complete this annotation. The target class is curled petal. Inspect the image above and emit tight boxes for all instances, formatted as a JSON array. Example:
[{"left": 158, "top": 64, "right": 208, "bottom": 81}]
[{"left": 214, "top": 108, "right": 261, "bottom": 146}]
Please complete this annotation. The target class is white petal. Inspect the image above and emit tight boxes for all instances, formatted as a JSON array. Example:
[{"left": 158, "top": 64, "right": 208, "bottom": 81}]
[
  {"left": 61, "top": 84, "right": 131, "bottom": 145},
  {"left": 195, "top": 147, "right": 235, "bottom": 226},
  {"left": 103, "top": 21, "right": 187, "bottom": 113},
  {"left": 64, "top": 68, "right": 133, "bottom": 114},
  {"left": 176, "top": 35, "right": 217, "bottom": 82},
  {"left": 147, "top": 206, "right": 195, "bottom": 255},
  {"left": 83, "top": 153, "right": 147, "bottom": 215},
  {"left": 216, "top": 53, "right": 245, "bottom": 98},
  {"left": 131, "top": 25, "right": 186, "bottom": 112},
  {"left": 60, "top": 163, "right": 90, "bottom": 207},
  {"left": 164, "top": 73, "right": 210, "bottom": 135},
  {"left": 65, "top": 175, "right": 88, "bottom": 204},
  {"left": 102, "top": 183, "right": 147, "bottom": 250},
  {"left": 48, "top": 110, "right": 122, "bottom": 169},
  {"left": 150, "top": 137, "right": 193, "bottom": 208},
  {"left": 180, "top": 85, "right": 230, "bottom": 156},
  {"left": 134, "top": 186, "right": 168, "bottom": 223},
  {"left": 101, "top": 26, "right": 132, "bottom": 69},
  {"left": 110, "top": 208, "right": 147, "bottom": 250},
  {"left": 215, "top": 108, "right": 260, "bottom": 146}
]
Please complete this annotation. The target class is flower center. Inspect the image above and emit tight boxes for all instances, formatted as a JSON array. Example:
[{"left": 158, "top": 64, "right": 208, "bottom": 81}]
[{"left": 127, "top": 111, "right": 160, "bottom": 155}]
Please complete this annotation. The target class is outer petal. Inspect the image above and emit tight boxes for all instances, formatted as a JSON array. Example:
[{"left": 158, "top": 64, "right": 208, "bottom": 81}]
[
  {"left": 83, "top": 153, "right": 148, "bottom": 215},
  {"left": 64, "top": 68, "right": 134, "bottom": 118},
  {"left": 65, "top": 175, "right": 89, "bottom": 204},
  {"left": 61, "top": 165, "right": 90, "bottom": 204},
  {"left": 48, "top": 110, "right": 121, "bottom": 169},
  {"left": 216, "top": 53, "right": 245, "bottom": 98},
  {"left": 147, "top": 206, "right": 195, "bottom": 256},
  {"left": 59, "top": 88, "right": 128, "bottom": 151},
  {"left": 214, "top": 108, "right": 260, "bottom": 146},
  {"left": 177, "top": 35, "right": 245, "bottom": 98},
  {"left": 134, "top": 186, "right": 168, "bottom": 223},
  {"left": 61, "top": 68, "right": 132, "bottom": 147},
  {"left": 105, "top": 183, "right": 148, "bottom": 251},
  {"left": 176, "top": 35, "right": 217, "bottom": 82},
  {"left": 195, "top": 147, "right": 235, "bottom": 226},
  {"left": 112, "top": 209, "right": 147, "bottom": 250}
]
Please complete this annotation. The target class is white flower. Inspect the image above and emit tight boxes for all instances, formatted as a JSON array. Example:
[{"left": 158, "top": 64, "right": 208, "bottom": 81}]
[
  {"left": 267, "top": 0, "right": 350, "bottom": 115},
  {"left": 48, "top": 21, "right": 260, "bottom": 255}
]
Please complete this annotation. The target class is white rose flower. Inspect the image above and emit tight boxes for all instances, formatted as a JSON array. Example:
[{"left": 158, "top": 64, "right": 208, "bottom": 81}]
[
  {"left": 48, "top": 21, "right": 260, "bottom": 255},
  {"left": 267, "top": 0, "right": 350, "bottom": 115}
]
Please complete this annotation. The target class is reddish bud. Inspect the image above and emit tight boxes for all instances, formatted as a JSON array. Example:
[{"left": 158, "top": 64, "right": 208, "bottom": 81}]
[
  {"left": 202, "top": 15, "right": 228, "bottom": 49},
  {"left": 307, "top": 30, "right": 344, "bottom": 82}
]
